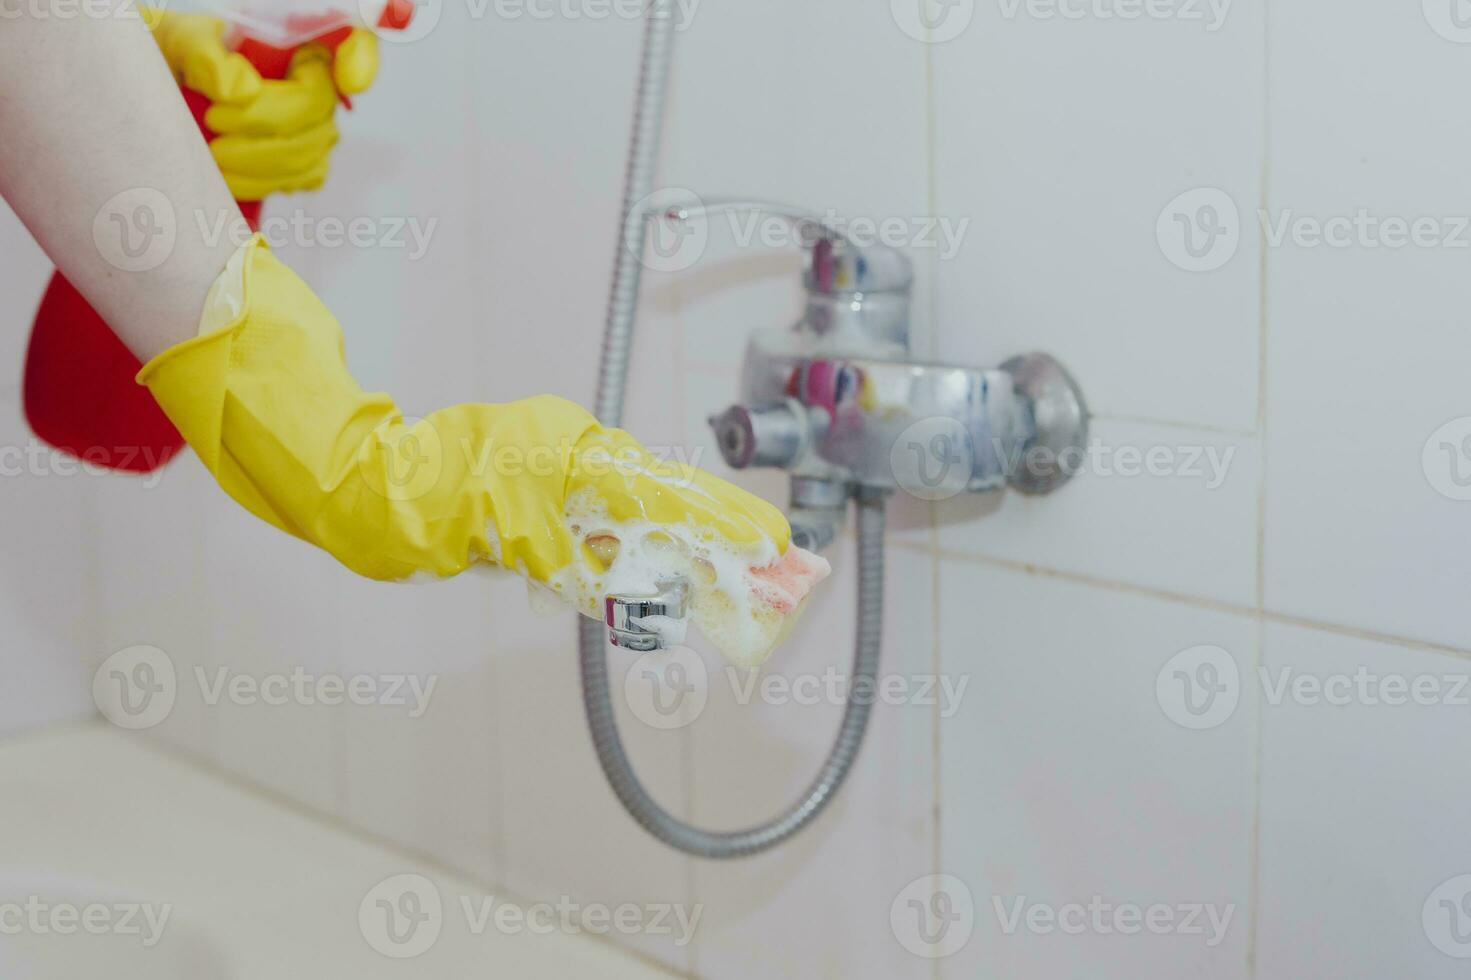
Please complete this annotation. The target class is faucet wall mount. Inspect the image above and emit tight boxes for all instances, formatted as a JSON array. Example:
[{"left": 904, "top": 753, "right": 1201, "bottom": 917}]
[{"left": 703, "top": 205, "right": 1089, "bottom": 521}]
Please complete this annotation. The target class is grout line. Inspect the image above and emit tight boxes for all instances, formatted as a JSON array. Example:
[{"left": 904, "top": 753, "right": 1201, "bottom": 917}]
[
  {"left": 328, "top": 574, "right": 350, "bottom": 828},
  {"left": 921, "top": 40, "right": 946, "bottom": 980},
  {"left": 657, "top": 68, "right": 699, "bottom": 973},
  {"left": 486, "top": 635, "right": 506, "bottom": 885},
  {"left": 1247, "top": 1, "right": 1273, "bottom": 974},
  {"left": 921, "top": 33, "right": 946, "bottom": 980},
  {"left": 915, "top": 543, "right": 1471, "bottom": 663},
  {"left": 80, "top": 480, "right": 104, "bottom": 701},
  {"left": 922, "top": 28, "right": 942, "bottom": 367},
  {"left": 192, "top": 478, "right": 222, "bottom": 760},
  {"left": 1090, "top": 412, "right": 1256, "bottom": 439},
  {"left": 920, "top": 26, "right": 943, "bottom": 562},
  {"left": 672, "top": 211, "right": 700, "bottom": 980},
  {"left": 928, "top": 542, "right": 944, "bottom": 875},
  {"left": 1253, "top": 46, "right": 1272, "bottom": 613},
  {"left": 1245, "top": 615, "right": 1266, "bottom": 978}
]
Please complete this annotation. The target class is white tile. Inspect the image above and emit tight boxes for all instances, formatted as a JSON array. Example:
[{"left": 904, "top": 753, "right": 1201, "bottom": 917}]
[
  {"left": 489, "top": 571, "right": 696, "bottom": 973},
  {"left": 465, "top": 12, "right": 644, "bottom": 407},
  {"left": 932, "top": 0, "right": 1264, "bottom": 431},
  {"left": 197, "top": 488, "right": 343, "bottom": 814},
  {"left": 457, "top": 6, "right": 681, "bottom": 440},
  {"left": 688, "top": 539, "right": 936, "bottom": 979},
  {"left": 939, "top": 561, "right": 1254, "bottom": 978},
  {"left": 935, "top": 416, "right": 1259, "bottom": 607},
  {"left": 1263, "top": 0, "right": 1471, "bottom": 649},
  {"left": 92, "top": 453, "right": 217, "bottom": 756},
  {"left": 1256, "top": 623, "right": 1471, "bottom": 978}
]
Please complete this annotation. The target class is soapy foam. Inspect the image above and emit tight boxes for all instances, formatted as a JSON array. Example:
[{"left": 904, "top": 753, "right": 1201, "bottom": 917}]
[
  {"left": 628, "top": 613, "right": 690, "bottom": 650},
  {"left": 535, "top": 487, "right": 828, "bottom": 667}
]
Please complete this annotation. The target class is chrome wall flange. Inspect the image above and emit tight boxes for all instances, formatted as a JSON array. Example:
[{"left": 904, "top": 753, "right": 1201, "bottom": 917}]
[{"left": 1000, "top": 353, "right": 1090, "bottom": 496}]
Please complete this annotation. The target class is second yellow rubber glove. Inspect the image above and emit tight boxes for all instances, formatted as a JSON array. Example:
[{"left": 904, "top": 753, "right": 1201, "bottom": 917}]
[
  {"left": 138, "top": 238, "right": 809, "bottom": 664},
  {"left": 145, "top": 8, "right": 378, "bottom": 200}
]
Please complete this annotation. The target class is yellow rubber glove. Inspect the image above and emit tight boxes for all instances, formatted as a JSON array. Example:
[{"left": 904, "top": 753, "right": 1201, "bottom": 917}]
[
  {"left": 138, "top": 238, "right": 816, "bottom": 665},
  {"left": 204, "top": 48, "right": 342, "bottom": 201},
  {"left": 145, "top": 7, "right": 379, "bottom": 201},
  {"left": 331, "top": 29, "right": 379, "bottom": 95}
]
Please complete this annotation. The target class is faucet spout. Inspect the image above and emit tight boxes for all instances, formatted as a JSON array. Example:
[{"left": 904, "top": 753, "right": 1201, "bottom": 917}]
[{"left": 604, "top": 579, "right": 691, "bottom": 651}]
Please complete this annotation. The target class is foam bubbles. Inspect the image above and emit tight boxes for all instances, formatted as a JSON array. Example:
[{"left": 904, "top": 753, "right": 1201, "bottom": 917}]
[{"left": 541, "top": 487, "right": 829, "bottom": 667}]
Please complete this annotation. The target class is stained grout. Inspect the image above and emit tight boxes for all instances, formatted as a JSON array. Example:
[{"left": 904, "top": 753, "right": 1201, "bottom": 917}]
[
  {"left": 1245, "top": 615, "right": 1266, "bottom": 978},
  {"left": 921, "top": 36, "right": 945, "bottom": 980},
  {"left": 1247, "top": 0, "right": 1274, "bottom": 973},
  {"left": 903, "top": 540, "right": 1471, "bottom": 664},
  {"left": 1091, "top": 411, "right": 1258, "bottom": 439}
]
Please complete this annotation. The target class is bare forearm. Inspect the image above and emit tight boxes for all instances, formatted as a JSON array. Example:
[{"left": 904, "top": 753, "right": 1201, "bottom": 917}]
[{"left": 0, "top": 3, "right": 242, "bottom": 362}]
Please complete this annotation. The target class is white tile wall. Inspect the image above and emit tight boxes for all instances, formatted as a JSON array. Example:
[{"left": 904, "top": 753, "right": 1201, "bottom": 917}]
[
  {"left": 335, "top": 570, "right": 500, "bottom": 882},
  {"left": 92, "top": 456, "right": 217, "bottom": 756},
  {"left": 935, "top": 416, "right": 1261, "bottom": 606},
  {"left": 0, "top": 0, "right": 1459, "bottom": 977},
  {"left": 197, "top": 490, "right": 343, "bottom": 812},
  {"left": 939, "top": 561, "right": 1256, "bottom": 978}
]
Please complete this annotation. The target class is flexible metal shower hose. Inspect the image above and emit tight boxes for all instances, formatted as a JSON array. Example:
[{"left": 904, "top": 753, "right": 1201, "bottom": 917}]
[{"left": 577, "top": 0, "right": 889, "bottom": 858}]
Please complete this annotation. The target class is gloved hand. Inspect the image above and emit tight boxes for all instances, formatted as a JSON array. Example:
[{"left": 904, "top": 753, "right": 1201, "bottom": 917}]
[
  {"left": 144, "top": 7, "right": 378, "bottom": 200},
  {"left": 138, "top": 237, "right": 828, "bottom": 665}
]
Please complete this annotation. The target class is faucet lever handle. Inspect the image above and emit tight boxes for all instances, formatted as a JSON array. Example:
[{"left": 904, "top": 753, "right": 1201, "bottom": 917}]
[
  {"left": 604, "top": 579, "right": 690, "bottom": 652},
  {"left": 649, "top": 197, "right": 913, "bottom": 296}
]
